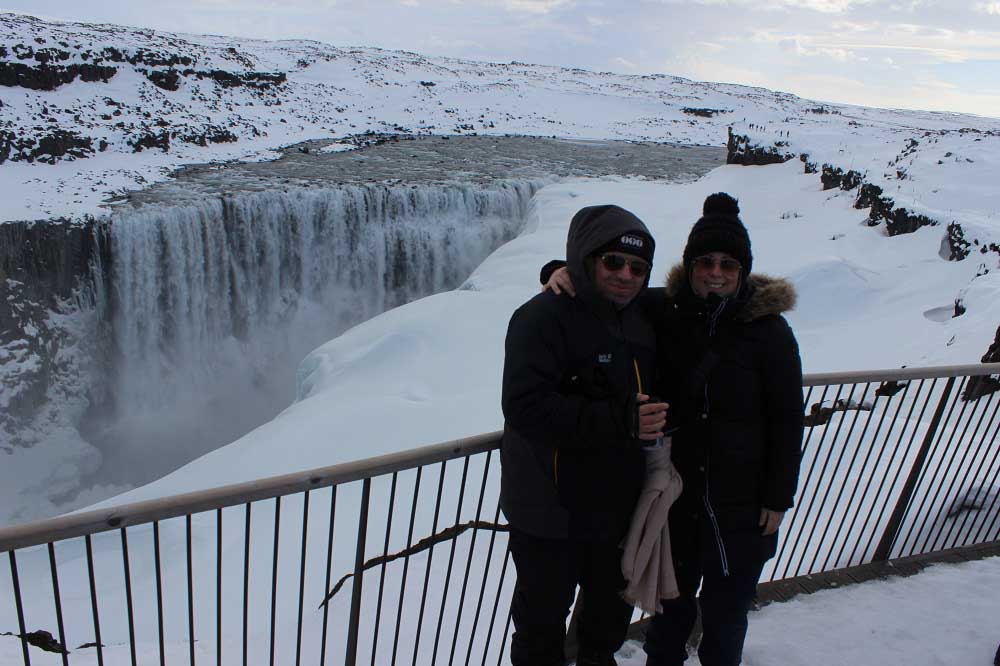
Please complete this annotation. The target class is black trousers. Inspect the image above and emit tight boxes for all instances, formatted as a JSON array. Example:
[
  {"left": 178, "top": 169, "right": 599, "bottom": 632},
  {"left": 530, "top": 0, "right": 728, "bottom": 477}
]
[
  {"left": 508, "top": 527, "right": 634, "bottom": 666},
  {"left": 644, "top": 512, "right": 776, "bottom": 666}
]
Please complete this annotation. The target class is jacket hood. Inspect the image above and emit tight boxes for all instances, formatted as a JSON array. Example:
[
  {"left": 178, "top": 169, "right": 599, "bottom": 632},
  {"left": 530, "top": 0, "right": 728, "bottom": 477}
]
[
  {"left": 566, "top": 205, "right": 655, "bottom": 310},
  {"left": 665, "top": 263, "right": 796, "bottom": 321}
]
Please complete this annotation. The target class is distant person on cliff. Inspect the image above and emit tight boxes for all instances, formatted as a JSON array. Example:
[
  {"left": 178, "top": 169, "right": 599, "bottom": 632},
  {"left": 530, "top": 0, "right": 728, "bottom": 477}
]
[
  {"left": 501, "top": 204, "right": 668, "bottom": 666},
  {"left": 543, "top": 193, "right": 804, "bottom": 666}
]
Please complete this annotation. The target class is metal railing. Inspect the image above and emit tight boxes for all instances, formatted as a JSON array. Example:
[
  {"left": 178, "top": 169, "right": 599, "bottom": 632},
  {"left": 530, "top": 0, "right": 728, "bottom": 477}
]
[{"left": 1, "top": 363, "right": 999, "bottom": 666}]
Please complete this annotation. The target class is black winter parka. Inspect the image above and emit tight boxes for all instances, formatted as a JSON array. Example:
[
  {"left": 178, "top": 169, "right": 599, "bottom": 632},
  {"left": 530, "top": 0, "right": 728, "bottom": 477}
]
[
  {"left": 650, "top": 264, "right": 804, "bottom": 531},
  {"left": 501, "top": 210, "right": 658, "bottom": 542}
]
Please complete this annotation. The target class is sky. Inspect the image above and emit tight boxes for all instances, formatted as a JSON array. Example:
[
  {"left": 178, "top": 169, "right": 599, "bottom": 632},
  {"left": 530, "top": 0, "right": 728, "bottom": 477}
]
[{"left": 2, "top": 2, "right": 999, "bottom": 114}]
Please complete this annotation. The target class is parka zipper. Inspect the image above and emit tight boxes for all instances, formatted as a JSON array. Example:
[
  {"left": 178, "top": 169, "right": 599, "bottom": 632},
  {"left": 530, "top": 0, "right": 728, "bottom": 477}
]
[{"left": 702, "top": 297, "right": 730, "bottom": 577}]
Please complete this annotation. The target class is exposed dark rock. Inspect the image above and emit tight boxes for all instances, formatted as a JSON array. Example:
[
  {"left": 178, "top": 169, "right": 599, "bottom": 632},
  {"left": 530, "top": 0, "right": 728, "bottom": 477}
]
[
  {"left": 147, "top": 68, "right": 180, "bottom": 91},
  {"left": 820, "top": 165, "right": 863, "bottom": 191},
  {"left": 0, "top": 219, "right": 110, "bottom": 445},
  {"left": 129, "top": 131, "right": 171, "bottom": 152},
  {"left": 964, "top": 324, "right": 1000, "bottom": 401},
  {"left": 726, "top": 128, "right": 793, "bottom": 166},
  {"left": 419, "top": 80, "right": 436, "bottom": 87},
  {"left": 196, "top": 69, "right": 286, "bottom": 89},
  {"left": 0, "top": 129, "right": 94, "bottom": 164},
  {"left": 946, "top": 222, "right": 972, "bottom": 261},
  {"left": 682, "top": 107, "right": 726, "bottom": 118},
  {"left": 0, "top": 61, "right": 117, "bottom": 90},
  {"left": 6, "top": 630, "right": 69, "bottom": 655},
  {"left": 875, "top": 380, "right": 909, "bottom": 398}
]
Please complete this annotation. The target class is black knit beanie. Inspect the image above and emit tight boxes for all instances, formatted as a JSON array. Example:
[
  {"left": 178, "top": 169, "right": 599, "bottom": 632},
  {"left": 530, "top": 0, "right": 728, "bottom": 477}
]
[
  {"left": 591, "top": 230, "right": 655, "bottom": 264},
  {"left": 682, "top": 192, "right": 752, "bottom": 275}
]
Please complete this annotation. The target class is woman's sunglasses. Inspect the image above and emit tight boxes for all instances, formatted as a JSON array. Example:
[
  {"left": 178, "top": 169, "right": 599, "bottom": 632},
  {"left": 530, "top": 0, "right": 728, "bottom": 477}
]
[
  {"left": 692, "top": 255, "right": 742, "bottom": 274},
  {"left": 599, "top": 253, "right": 650, "bottom": 277}
]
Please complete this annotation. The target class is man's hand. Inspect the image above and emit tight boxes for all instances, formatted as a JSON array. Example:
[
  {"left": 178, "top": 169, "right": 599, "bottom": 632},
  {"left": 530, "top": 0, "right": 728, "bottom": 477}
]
[
  {"left": 759, "top": 508, "right": 785, "bottom": 536},
  {"left": 542, "top": 266, "right": 576, "bottom": 297},
  {"left": 636, "top": 393, "right": 669, "bottom": 441}
]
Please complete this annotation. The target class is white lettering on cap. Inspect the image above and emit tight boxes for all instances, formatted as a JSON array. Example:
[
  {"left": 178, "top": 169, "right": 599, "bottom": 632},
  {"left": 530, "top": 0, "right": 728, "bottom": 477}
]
[{"left": 620, "top": 235, "right": 643, "bottom": 248}]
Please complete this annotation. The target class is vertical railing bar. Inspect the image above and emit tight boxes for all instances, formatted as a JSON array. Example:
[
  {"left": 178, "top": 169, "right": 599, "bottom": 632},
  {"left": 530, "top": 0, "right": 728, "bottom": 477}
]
[
  {"left": 345, "top": 479, "right": 372, "bottom": 666},
  {"left": 411, "top": 461, "right": 449, "bottom": 666},
  {"left": 774, "top": 384, "right": 828, "bottom": 576},
  {"left": 295, "top": 491, "right": 311, "bottom": 666},
  {"left": 242, "top": 503, "right": 252, "bottom": 666},
  {"left": 954, "top": 391, "right": 1000, "bottom": 546},
  {"left": 796, "top": 382, "right": 861, "bottom": 576},
  {"left": 768, "top": 383, "right": 816, "bottom": 579},
  {"left": 390, "top": 467, "right": 423, "bottom": 666},
  {"left": 187, "top": 515, "right": 197, "bottom": 666},
  {"left": 782, "top": 383, "right": 843, "bottom": 578},
  {"left": 480, "top": 544, "right": 513, "bottom": 666},
  {"left": 873, "top": 377, "right": 954, "bottom": 561},
  {"left": 319, "top": 487, "right": 338, "bottom": 666},
  {"left": 431, "top": 456, "right": 471, "bottom": 666},
  {"left": 813, "top": 382, "right": 874, "bottom": 572},
  {"left": 153, "top": 523, "right": 166, "bottom": 666},
  {"left": 8, "top": 550, "right": 31, "bottom": 666},
  {"left": 121, "top": 528, "right": 138, "bottom": 666},
  {"left": 370, "top": 473, "right": 399, "bottom": 666},
  {"left": 448, "top": 450, "right": 494, "bottom": 666},
  {"left": 936, "top": 388, "right": 1000, "bottom": 550},
  {"left": 217, "top": 509, "right": 223, "bottom": 666},
  {"left": 899, "top": 376, "right": 968, "bottom": 557},
  {"left": 268, "top": 497, "right": 282, "bottom": 666},
  {"left": 911, "top": 376, "right": 976, "bottom": 554},
  {"left": 495, "top": 606, "right": 514, "bottom": 666},
  {"left": 849, "top": 377, "right": 929, "bottom": 564},
  {"left": 970, "top": 406, "right": 1000, "bottom": 544},
  {"left": 46, "top": 543, "right": 69, "bottom": 666},
  {"left": 464, "top": 495, "right": 505, "bottom": 666},
  {"left": 85, "top": 535, "right": 106, "bottom": 666},
  {"left": 832, "top": 378, "right": 903, "bottom": 567},
  {"left": 822, "top": 381, "right": 884, "bottom": 570}
]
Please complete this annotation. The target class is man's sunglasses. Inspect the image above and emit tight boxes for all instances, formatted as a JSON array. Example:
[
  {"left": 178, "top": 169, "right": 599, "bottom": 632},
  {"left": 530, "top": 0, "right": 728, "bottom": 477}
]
[
  {"left": 599, "top": 253, "right": 650, "bottom": 277},
  {"left": 692, "top": 255, "right": 742, "bottom": 274}
]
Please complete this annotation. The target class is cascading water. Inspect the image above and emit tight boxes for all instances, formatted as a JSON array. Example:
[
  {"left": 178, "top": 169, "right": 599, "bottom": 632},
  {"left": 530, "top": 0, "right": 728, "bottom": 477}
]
[{"left": 81, "top": 180, "right": 540, "bottom": 489}]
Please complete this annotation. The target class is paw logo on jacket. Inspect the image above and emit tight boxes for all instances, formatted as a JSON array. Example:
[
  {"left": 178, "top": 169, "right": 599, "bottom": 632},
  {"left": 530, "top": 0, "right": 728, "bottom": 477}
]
[{"left": 598, "top": 353, "right": 613, "bottom": 364}]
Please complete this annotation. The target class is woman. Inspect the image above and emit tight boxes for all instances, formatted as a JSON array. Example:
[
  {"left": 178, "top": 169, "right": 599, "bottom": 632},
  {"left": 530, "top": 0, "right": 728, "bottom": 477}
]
[{"left": 544, "top": 193, "right": 804, "bottom": 666}]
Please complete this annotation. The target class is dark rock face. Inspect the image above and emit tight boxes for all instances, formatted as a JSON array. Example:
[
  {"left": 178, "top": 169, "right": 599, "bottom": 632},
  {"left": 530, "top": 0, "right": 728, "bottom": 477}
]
[
  {"left": 0, "top": 60, "right": 117, "bottom": 90},
  {"left": 726, "top": 128, "right": 793, "bottom": 166},
  {"left": 683, "top": 107, "right": 726, "bottom": 118},
  {"left": 197, "top": 69, "right": 286, "bottom": 89},
  {"left": 0, "top": 129, "right": 95, "bottom": 164},
  {"left": 945, "top": 222, "right": 972, "bottom": 261},
  {"left": 964, "top": 324, "right": 1000, "bottom": 401},
  {"left": 820, "top": 165, "right": 863, "bottom": 191},
  {"left": 146, "top": 68, "right": 180, "bottom": 90},
  {"left": 0, "top": 220, "right": 109, "bottom": 445}
]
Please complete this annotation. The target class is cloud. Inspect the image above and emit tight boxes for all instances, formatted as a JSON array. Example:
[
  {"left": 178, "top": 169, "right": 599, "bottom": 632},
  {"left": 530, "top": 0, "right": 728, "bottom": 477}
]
[
  {"left": 502, "top": 0, "right": 572, "bottom": 13},
  {"left": 975, "top": 2, "right": 1000, "bottom": 14}
]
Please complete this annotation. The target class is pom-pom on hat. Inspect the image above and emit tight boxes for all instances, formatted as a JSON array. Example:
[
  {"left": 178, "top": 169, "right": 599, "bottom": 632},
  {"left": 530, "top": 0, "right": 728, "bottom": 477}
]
[{"left": 682, "top": 192, "right": 752, "bottom": 275}]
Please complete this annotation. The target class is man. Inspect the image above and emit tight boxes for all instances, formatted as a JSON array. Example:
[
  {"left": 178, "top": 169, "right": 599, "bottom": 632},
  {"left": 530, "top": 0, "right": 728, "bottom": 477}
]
[{"left": 501, "top": 204, "right": 668, "bottom": 666}]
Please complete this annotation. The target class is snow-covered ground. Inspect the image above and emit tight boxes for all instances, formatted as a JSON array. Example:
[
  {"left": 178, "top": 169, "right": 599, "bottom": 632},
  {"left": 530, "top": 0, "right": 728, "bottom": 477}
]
[{"left": 612, "top": 555, "right": 1000, "bottom": 666}]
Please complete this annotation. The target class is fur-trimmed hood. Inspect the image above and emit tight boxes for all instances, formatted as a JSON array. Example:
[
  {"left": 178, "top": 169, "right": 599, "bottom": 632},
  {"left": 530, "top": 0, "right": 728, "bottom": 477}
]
[{"left": 665, "top": 263, "right": 796, "bottom": 321}]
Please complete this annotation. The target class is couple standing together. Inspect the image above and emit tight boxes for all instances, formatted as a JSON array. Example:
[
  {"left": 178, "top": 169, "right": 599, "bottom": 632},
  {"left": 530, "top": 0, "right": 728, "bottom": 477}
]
[{"left": 500, "top": 194, "right": 805, "bottom": 666}]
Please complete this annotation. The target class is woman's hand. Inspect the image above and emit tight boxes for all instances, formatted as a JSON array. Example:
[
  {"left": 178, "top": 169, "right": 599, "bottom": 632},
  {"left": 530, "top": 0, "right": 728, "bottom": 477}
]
[{"left": 542, "top": 266, "right": 576, "bottom": 297}]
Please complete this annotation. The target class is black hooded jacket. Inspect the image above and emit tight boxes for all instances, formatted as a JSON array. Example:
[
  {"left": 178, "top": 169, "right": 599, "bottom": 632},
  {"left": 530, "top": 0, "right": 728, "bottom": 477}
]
[{"left": 501, "top": 207, "right": 658, "bottom": 541}]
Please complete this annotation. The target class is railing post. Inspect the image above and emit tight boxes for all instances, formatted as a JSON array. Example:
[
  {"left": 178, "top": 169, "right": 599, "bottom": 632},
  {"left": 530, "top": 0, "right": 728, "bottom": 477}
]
[
  {"left": 873, "top": 377, "right": 955, "bottom": 561},
  {"left": 345, "top": 478, "right": 371, "bottom": 666}
]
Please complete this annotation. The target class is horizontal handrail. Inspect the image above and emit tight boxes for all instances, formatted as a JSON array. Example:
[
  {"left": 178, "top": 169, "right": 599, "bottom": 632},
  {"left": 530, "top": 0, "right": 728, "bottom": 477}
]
[
  {"left": 2, "top": 362, "right": 998, "bottom": 552},
  {"left": 802, "top": 362, "right": 1000, "bottom": 387},
  {"left": 0, "top": 431, "right": 502, "bottom": 552}
]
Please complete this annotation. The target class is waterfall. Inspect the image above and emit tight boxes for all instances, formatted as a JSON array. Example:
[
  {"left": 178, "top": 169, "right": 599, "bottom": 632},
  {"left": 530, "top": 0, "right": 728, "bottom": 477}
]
[{"left": 74, "top": 180, "right": 539, "bottom": 485}]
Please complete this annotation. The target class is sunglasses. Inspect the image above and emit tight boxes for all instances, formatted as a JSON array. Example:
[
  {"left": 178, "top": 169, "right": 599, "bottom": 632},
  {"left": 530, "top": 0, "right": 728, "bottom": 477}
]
[
  {"left": 692, "top": 255, "right": 742, "bottom": 274},
  {"left": 599, "top": 253, "right": 650, "bottom": 277}
]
